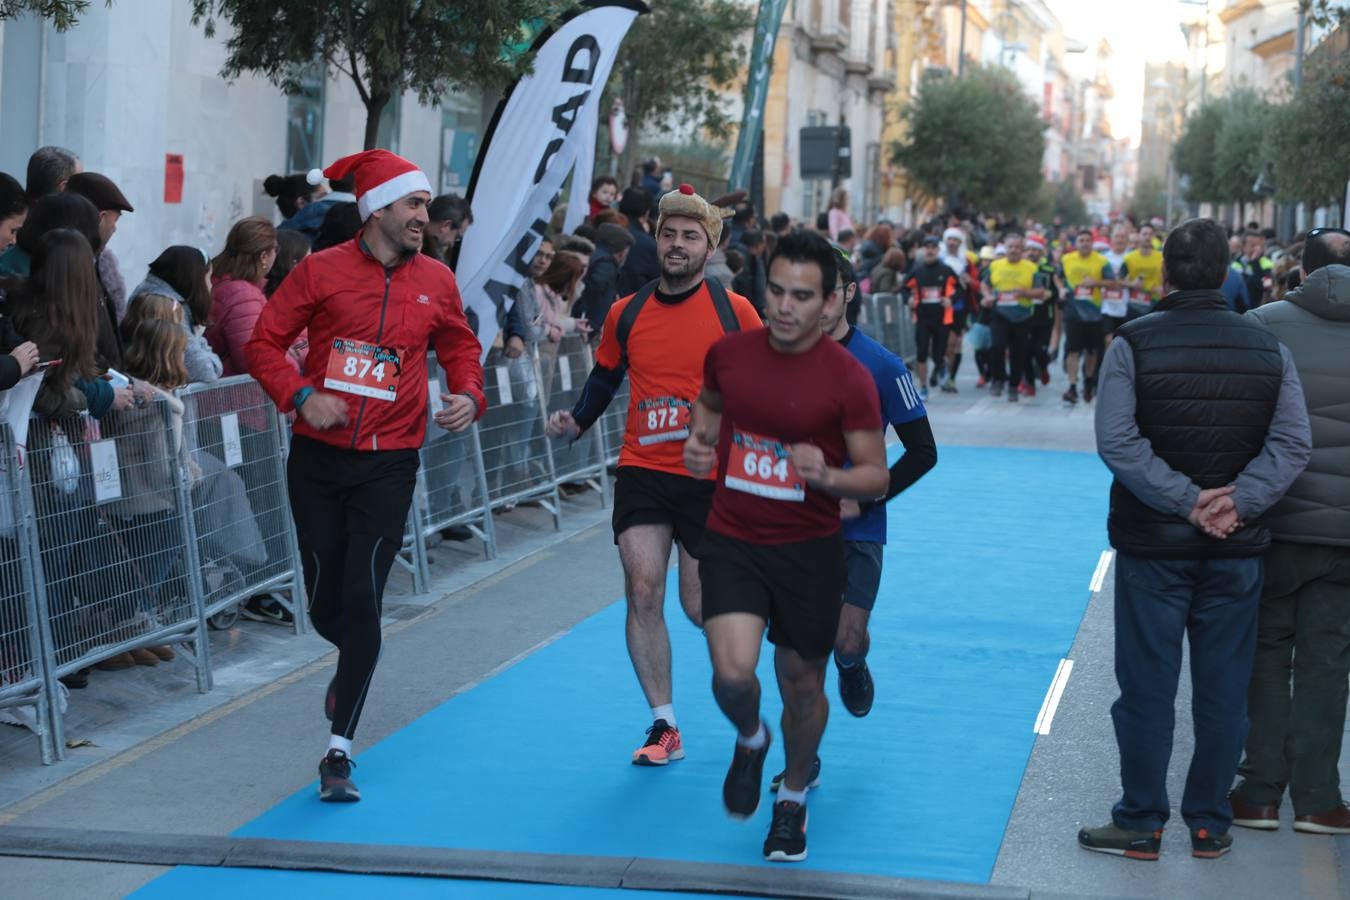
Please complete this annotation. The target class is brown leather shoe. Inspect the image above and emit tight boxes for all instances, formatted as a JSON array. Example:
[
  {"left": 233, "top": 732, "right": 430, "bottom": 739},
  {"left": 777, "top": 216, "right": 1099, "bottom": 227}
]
[
  {"left": 1294, "top": 803, "right": 1350, "bottom": 835},
  {"left": 148, "top": 645, "right": 176, "bottom": 662},
  {"left": 95, "top": 652, "right": 136, "bottom": 671},
  {"left": 1229, "top": 792, "right": 1280, "bottom": 830},
  {"left": 130, "top": 648, "right": 160, "bottom": 666}
]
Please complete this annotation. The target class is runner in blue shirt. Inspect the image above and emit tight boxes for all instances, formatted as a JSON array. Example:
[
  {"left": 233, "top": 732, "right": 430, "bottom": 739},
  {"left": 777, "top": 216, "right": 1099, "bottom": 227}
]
[{"left": 769, "top": 250, "right": 938, "bottom": 792}]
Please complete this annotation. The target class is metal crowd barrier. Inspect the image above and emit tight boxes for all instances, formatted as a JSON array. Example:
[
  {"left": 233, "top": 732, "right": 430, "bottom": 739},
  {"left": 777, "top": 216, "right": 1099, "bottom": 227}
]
[
  {"left": 24, "top": 400, "right": 213, "bottom": 758},
  {"left": 181, "top": 376, "right": 305, "bottom": 634},
  {"left": 398, "top": 355, "right": 496, "bottom": 594},
  {"left": 541, "top": 336, "right": 611, "bottom": 504},
  {"left": 478, "top": 347, "right": 562, "bottom": 525},
  {"left": 0, "top": 425, "right": 58, "bottom": 763},
  {"left": 870, "top": 292, "right": 918, "bottom": 365}
]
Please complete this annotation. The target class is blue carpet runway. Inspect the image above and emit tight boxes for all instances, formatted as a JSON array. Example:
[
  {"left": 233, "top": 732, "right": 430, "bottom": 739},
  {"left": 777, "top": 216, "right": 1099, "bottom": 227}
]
[{"left": 135, "top": 445, "right": 1110, "bottom": 897}]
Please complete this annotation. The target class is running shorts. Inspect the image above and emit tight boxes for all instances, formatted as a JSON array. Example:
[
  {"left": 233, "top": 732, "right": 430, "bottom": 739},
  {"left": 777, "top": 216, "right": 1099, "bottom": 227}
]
[
  {"left": 699, "top": 530, "right": 845, "bottom": 659},
  {"left": 842, "top": 541, "right": 884, "bottom": 612},
  {"left": 612, "top": 465, "right": 714, "bottom": 553},
  {"left": 1065, "top": 319, "right": 1104, "bottom": 355},
  {"left": 1101, "top": 314, "right": 1127, "bottom": 337}
]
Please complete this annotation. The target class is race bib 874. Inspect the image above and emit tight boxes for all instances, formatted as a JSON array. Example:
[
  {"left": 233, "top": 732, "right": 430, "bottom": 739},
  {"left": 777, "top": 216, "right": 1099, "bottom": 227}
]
[{"left": 324, "top": 338, "right": 403, "bottom": 401}]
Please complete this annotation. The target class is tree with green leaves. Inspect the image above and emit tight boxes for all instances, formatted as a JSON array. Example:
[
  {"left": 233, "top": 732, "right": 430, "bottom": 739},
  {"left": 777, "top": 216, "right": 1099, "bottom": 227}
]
[
  {"left": 1128, "top": 175, "right": 1168, "bottom": 223},
  {"left": 0, "top": 0, "right": 104, "bottom": 30},
  {"left": 1212, "top": 89, "right": 1273, "bottom": 207},
  {"left": 1172, "top": 101, "right": 1224, "bottom": 205},
  {"left": 1268, "top": 49, "right": 1350, "bottom": 207},
  {"left": 606, "top": 0, "right": 753, "bottom": 179},
  {"left": 1033, "top": 178, "right": 1088, "bottom": 226},
  {"left": 891, "top": 64, "right": 1046, "bottom": 213},
  {"left": 191, "top": 0, "right": 563, "bottom": 151}
]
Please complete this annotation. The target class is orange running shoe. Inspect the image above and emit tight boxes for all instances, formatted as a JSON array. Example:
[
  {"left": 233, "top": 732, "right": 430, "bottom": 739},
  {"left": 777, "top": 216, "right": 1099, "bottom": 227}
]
[{"left": 632, "top": 719, "right": 684, "bottom": 766}]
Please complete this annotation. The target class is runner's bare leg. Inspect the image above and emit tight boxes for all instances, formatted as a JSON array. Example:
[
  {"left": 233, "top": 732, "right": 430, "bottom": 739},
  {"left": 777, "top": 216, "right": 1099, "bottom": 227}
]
[{"left": 618, "top": 523, "right": 676, "bottom": 707}]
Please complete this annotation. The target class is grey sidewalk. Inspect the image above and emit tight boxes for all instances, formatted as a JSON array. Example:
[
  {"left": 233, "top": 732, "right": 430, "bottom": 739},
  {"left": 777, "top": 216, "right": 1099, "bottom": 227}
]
[{"left": 1, "top": 362, "right": 1347, "bottom": 898}]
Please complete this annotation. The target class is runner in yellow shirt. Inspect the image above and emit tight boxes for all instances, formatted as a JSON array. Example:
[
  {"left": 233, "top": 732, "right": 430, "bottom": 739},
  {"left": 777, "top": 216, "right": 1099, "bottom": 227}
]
[
  {"left": 1057, "top": 230, "right": 1110, "bottom": 405},
  {"left": 980, "top": 234, "right": 1046, "bottom": 402}
]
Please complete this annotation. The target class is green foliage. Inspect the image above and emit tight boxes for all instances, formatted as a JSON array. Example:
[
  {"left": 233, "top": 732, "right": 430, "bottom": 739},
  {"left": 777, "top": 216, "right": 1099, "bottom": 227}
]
[
  {"left": 191, "top": 0, "right": 564, "bottom": 150},
  {"left": 1172, "top": 101, "right": 1225, "bottom": 204},
  {"left": 891, "top": 64, "right": 1046, "bottom": 212},
  {"left": 1033, "top": 179, "right": 1088, "bottom": 226},
  {"left": 1129, "top": 175, "right": 1169, "bottom": 223},
  {"left": 1212, "top": 89, "right": 1273, "bottom": 204},
  {"left": 1304, "top": 0, "right": 1350, "bottom": 28},
  {"left": 1269, "top": 50, "right": 1350, "bottom": 205},
  {"left": 607, "top": 0, "right": 754, "bottom": 175},
  {"left": 0, "top": 0, "right": 104, "bottom": 31}
]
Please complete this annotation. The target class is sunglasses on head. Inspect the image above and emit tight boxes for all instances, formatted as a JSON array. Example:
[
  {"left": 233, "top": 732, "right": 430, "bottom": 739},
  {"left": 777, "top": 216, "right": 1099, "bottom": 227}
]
[{"left": 1306, "top": 227, "right": 1350, "bottom": 240}]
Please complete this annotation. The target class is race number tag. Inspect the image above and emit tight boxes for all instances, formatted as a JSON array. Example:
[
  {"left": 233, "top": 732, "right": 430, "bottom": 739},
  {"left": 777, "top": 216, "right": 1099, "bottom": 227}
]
[
  {"left": 559, "top": 356, "right": 573, "bottom": 392},
  {"left": 997, "top": 291, "right": 1019, "bottom": 306},
  {"left": 920, "top": 286, "right": 942, "bottom": 304},
  {"left": 635, "top": 397, "right": 691, "bottom": 446},
  {"left": 1100, "top": 288, "right": 1128, "bottom": 317},
  {"left": 220, "top": 413, "right": 243, "bottom": 468},
  {"left": 323, "top": 338, "right": 402, "bottom": 401},
  {"left": 725, "top": 429, "right": 804, "bottom": 502}
]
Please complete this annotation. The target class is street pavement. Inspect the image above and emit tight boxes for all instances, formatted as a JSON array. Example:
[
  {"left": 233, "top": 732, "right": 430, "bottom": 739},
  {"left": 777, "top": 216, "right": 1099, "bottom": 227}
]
[{"left": 0, "top": 359, "right": 1346, "bottom": 899}]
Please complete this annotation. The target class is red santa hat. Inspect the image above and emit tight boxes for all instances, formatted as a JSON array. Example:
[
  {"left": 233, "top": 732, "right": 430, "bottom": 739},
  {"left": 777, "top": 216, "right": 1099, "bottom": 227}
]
[
  {"left": 308, "top": 149, "right": 432, "bottom": 221},
  {"left": 1026, "top": 233, "right": 1046, "bottom": 250}
]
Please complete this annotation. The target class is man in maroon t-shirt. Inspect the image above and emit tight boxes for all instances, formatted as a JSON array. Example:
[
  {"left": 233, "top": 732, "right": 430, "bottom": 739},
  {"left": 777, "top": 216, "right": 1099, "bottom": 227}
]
[{"left": 684, "top": 230, "right": 888, "bottom": 863}]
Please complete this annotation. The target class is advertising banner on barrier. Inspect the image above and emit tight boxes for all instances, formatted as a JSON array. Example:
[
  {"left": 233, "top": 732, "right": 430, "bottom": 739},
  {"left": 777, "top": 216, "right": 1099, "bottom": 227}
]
[{"left": 457, "top": 0, "right": 648, "bottom": 361}]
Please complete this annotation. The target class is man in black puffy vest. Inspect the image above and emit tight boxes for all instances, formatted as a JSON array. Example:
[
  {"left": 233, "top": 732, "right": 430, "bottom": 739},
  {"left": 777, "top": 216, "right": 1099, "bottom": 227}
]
[{"left": 1080, "top": 218, "right": 1311, "bottom": 862}]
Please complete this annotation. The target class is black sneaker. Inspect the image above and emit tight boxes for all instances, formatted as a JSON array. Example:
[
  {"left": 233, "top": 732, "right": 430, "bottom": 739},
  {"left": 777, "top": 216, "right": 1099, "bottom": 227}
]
[
  {"left": 318, "top": 749, "right": 359, "bottom": 802},
  {"left": 1077, "top": 822, "right": 1162, "bottom": 860},
  {"left": 1083, "top": 378, "right": 1096, "bottom": 403},
  {"left": 324, "top": 677, "right": 336, "bottom": 723},
  {"left": 723, "top": 722, "right": 771, "bottom": 819},
  {"left": 241, "top": 596, "right": 294, "bottom": 626},
  {"left": 1062, "top": 385, "right": 1078, "bottom": 405},
  {"left": 837, "top": 658, "right": 874, "bottom": 717},
  {"left": 763, "top": 800, "right": 808, "bottom": 862},
  {"left": 990, "top": 382, "right": 1005, "bottom": 398},
  {"left": 1190, "top": 827, "right": 1232, "bottom": 859},
  {"left": 770, "top": 755, "right": 822, "bottom": 793}
]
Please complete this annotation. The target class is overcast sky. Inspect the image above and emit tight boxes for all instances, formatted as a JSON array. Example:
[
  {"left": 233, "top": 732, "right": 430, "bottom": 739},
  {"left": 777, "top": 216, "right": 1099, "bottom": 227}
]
[{"left": 1044, "top": 0, "right": 1192, "bottom": 145}]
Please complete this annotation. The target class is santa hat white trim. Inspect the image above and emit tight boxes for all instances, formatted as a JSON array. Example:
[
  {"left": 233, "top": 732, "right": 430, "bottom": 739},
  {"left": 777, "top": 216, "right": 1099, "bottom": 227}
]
[{"left": 357, "top": 169, "right": 433, "bottom": 220}]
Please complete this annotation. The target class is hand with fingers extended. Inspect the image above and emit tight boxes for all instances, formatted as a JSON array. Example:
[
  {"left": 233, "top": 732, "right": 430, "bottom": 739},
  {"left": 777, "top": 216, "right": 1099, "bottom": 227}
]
[{"left": 434, "top": 394, "right": 476, "bottom": 432}]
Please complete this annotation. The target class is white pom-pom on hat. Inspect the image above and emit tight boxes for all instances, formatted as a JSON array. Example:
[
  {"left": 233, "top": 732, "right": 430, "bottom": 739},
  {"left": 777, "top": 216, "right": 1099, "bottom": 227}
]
[{"left": 307, "top": 168, "right": 325, "bottom": 186}]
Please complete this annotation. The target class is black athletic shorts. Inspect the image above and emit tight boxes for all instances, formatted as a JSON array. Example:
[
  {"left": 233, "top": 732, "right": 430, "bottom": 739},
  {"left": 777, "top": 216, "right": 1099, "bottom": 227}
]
[
  {"left": 612, "top": 465, "right": 714, "bottom": 553},
  {"left": 1065, "top": 319, "right": 1103, "bottom": 355},
  {"left": 949, "top": 308, "right": 968, "bottom": 334},
  {"left": 843, "top": 541, "right": 885, "bottom": 611},
  {"left": 1101, "top": 314, "right": 1127, "bottom": 337},
  {"left": 699, "top": 530, "right": 845, "bottom": 659}
]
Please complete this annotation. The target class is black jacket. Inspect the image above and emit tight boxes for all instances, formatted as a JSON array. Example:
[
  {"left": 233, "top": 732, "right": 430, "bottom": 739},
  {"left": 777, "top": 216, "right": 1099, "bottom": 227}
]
[
  {"left": 615, "top": 221, "right": 659, "bottom": 299},
  {"left": 1107, "top": 289, "right": 1284, "bottom": 558}
]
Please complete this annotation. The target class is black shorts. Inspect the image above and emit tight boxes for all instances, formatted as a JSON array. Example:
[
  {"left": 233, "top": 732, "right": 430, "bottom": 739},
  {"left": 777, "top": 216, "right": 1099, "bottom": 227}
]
[
  {"left": 949, "top": 308, "right": 968, "bottom": 333},
  {"left": 1102, "top": 314, "right": 1127, "bottom": 336},
  {"left": 612, "top": 465, "right": 714, "bottom": 554},
  {"left": 1065, "top": 320, "right": 1103, "bottom": 355},
  {"left": 843, "top": 541, "right": 884, "bottom": 611},
  {"left": 699, "top": 530, "right": 845, "bottom": 659}
]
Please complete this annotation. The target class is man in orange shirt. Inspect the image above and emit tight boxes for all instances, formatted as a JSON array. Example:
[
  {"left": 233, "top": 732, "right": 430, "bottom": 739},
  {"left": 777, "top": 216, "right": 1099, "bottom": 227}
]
[{"left": 548, "top": 185, "right": 761, "bottom": 766}]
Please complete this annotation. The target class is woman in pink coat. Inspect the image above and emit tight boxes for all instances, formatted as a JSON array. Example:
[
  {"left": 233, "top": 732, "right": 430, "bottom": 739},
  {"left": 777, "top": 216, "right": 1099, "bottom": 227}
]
[{"left": 206, "top": 216, "right": 305, "bottom": 375}]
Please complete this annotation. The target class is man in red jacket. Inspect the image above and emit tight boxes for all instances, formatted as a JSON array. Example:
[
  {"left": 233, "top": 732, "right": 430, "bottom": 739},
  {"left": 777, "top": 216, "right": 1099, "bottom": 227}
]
[{"left": 247, "top": 149, "right": 485, "bottom": 803}]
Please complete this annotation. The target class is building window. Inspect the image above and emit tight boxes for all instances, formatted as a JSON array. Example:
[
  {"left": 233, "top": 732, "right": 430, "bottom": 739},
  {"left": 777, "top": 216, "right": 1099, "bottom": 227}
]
[
  {"left": 439, "top": 91, "right": 483, "bottom": 193},
  {"left": 285, "top": 62, "right": 325, "bottom": 174}
]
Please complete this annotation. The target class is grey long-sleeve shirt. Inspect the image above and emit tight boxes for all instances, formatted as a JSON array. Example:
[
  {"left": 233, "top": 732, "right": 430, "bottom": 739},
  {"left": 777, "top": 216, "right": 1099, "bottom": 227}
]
[{"left": 1094, "top": 337, "right": 1312, "bottom": 521}]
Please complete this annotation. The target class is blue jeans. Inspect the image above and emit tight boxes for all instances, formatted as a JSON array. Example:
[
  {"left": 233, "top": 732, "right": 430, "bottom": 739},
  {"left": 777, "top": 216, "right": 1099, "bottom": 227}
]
[{"left": 1110, "top": 553, "right": 1263, "bottom": 835}]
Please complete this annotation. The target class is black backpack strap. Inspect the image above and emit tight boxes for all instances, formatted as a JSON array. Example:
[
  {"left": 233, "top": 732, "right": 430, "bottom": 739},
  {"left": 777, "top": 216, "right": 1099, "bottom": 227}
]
[
  {"left": 706, "top": 277, "right": 742, "bottom": 335},
  {"left": 615, "top": 279, "right": 660, "bottom": 370}
]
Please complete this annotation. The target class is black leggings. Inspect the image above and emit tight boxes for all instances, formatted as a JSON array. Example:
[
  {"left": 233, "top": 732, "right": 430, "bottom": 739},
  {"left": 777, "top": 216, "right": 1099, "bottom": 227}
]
[
  {"left": 989, "top": 316, "right": 1032, "bottom": 387},
  {"left": 914, "top": 315, "right": 947, "bottom": 365},
  {"left": 287, "top": 435, "right": 419, "bottom": 740}
]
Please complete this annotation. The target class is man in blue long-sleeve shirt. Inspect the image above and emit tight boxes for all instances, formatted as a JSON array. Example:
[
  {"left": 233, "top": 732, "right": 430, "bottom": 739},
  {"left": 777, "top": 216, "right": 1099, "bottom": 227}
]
[{"left": 1081, "top": 218, "right": 1311, "bottom": 862}]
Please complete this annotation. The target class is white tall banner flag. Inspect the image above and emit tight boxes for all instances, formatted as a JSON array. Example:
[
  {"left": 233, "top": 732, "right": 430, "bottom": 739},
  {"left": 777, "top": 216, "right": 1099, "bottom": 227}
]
[
  {"left": 563, "top": 100, "right": 600, "bottom": 234},
  {"left": 458, "top": 0, "right": 647, "bottom": 361}
]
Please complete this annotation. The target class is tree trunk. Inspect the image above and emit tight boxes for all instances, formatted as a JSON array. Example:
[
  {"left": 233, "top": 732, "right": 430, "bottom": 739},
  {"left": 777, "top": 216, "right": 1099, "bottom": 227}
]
[{"left": 363, "top": 92, "right": 392, "bottom": 151}]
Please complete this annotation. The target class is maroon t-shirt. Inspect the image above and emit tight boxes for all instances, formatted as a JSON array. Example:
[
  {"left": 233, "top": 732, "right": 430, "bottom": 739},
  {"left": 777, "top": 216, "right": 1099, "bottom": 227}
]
[{"left": 702, "top": 329, "right": 882, "bottom": 545}]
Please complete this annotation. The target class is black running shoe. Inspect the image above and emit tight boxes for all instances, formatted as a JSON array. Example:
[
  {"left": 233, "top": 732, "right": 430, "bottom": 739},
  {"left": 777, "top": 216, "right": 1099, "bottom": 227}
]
[
  {"left": 241, "top": 596, "right": 294, "bottom": 626},
  {"left": 1077, "top": 822, "right": 1161, "bottom": 860},
  {"left": 1062, "top": 384, "right": 1078, "bottom": 405},
  {"left": 318, "top": 749, "right": 359, "bottom": 802},
  {"left": 324, "top": 677, "right": 336, "bottom": 723},
  {"left": 763, "top": 800, "right": 808, "bottom": 862},
  {"left": 1084, "top": 378, "right": 1096, "bottom": 404},
  {"left": 837, "top": 659, "right": 875, "bottom": 717},
  {"left": 723, "top": 722, "right": 771, "bottom": 819},
  {"left": 770, "top": 755, "right": 822, "bottom": 793},
  {"left": 1190, "top": 828, "right": 1232, "bottom": 859}
]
